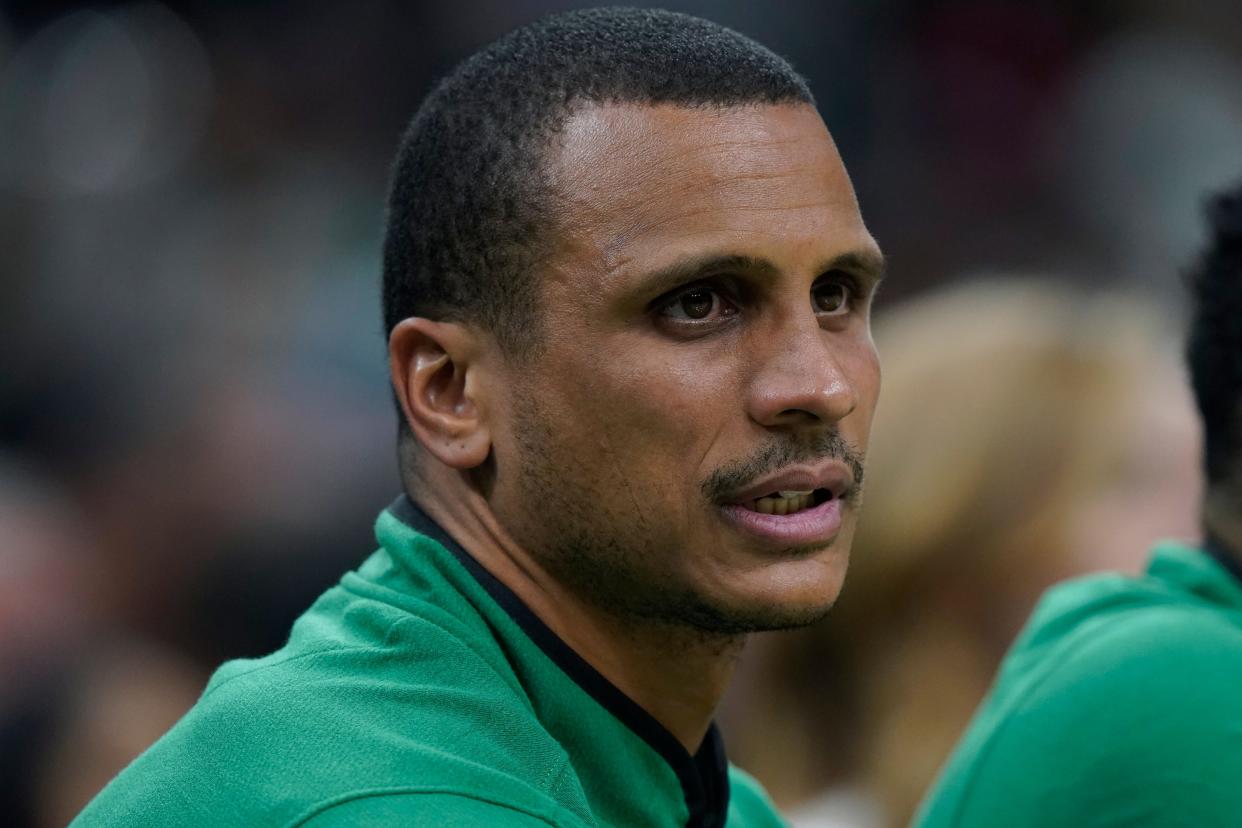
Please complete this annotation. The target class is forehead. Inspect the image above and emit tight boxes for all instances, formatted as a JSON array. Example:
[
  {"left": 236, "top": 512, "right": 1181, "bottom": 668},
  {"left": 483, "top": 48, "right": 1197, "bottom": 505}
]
[{"left": 545, "top": 102, "right": 873, "bottom": 274}]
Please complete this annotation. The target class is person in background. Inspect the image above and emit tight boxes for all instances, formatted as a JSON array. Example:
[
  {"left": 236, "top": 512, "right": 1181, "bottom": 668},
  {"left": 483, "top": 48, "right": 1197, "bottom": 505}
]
[
  {"left": 721, "top": 278, "right": 1201, "bottom": 827},
  {"left": 915, "top": 184, "right": 1242, "bottom": 826}
]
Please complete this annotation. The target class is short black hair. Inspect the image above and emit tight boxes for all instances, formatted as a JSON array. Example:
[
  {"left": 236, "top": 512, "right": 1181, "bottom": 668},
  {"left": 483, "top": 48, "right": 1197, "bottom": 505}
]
[
  {"left": 380, "top": 6, "right": 814, "bottom": 355},
  {"left": 1187, "top": 181, "right": 1242, "bottom": 488}
]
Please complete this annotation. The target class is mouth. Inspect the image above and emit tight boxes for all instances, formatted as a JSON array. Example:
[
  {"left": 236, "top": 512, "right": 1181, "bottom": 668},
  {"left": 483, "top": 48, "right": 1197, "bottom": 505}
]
[
  {"left": 717, "top": 481, "right": 848, "bottom": 548},
  {"left": 742, "top": 488, "right": 835, "bottom": 516},
  {"left": 707, "top": 457, "right": 856, "bottom": 548}
]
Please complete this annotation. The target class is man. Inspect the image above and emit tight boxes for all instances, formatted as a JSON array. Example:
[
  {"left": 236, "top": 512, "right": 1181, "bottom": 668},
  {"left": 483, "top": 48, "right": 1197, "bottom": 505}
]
[
  {"left": 74, "top": 8, "right": 884, "bottom": 827},
  {"left": 916, "top": 183, "right": 1242, "bottom": 827}
]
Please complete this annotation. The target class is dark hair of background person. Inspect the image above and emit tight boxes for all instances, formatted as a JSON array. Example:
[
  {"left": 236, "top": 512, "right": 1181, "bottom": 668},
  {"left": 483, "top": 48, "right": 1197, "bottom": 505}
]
[
  {"left": 1187, "top": 182, "right": 1242, "bottom": 493},
  {"left": 379, "top": 6, "right": 814, "bottom": 372}
]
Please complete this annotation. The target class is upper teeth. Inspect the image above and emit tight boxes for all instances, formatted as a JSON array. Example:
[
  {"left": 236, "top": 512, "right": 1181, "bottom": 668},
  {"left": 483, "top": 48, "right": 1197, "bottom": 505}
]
[
  {"left": 754, "top": 490, "right": 816, "bottom": 515},
  {"left": 778, "top": 490, "right": 813, "bottom": 498}
]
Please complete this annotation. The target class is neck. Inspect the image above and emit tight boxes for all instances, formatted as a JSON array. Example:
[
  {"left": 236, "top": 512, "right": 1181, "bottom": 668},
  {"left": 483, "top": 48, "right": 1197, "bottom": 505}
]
[{"left": 410, "top": 474, "right": 742, "bottom": 753}]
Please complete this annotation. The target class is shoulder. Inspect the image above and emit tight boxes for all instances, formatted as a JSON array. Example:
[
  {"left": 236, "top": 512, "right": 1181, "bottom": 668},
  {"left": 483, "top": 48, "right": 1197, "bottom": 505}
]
[
  {"left": 1027, "top": 596, "right": 1242, "bottom": 713},
  {"left": 75, "top": 593, "right": 570, "bottom": 826},
  {"left": 726, "top": 766, "right": 788, "bottom": 828},
  {"left": 990, "top": 562, "right": 1242, "bottom": 719},
  {"left": 295, "top": 790, "right": 591, "bottom": 827},
  {"left": 1007, "top": 600, "right": 1242, "bottom": 774},
  {"left": 919, "top": 598, "right": 1242, "bottom": 827}
]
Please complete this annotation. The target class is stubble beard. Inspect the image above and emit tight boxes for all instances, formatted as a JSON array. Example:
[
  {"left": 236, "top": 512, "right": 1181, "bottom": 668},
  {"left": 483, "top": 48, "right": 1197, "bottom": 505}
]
[{"left": 506, "top": 389, "right": 855, "bottom": 638}]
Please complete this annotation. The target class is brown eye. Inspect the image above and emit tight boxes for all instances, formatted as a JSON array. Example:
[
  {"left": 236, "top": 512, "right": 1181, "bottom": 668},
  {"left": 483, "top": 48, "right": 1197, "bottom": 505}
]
[
  {"left": 656, "top": 284, "right": 737, "bottom": 329},
  {"left": 813, "top": 281, "right": 849, "bottom": 314},
  {"left": 679, "top": 289, "right": 715, "bottom": 319}
]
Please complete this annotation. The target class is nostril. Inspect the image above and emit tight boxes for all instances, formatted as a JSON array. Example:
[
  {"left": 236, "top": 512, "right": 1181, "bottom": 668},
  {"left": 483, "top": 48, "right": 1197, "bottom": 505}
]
[{"left": 775, "top": 407, "right": 824, "bottom": 423}]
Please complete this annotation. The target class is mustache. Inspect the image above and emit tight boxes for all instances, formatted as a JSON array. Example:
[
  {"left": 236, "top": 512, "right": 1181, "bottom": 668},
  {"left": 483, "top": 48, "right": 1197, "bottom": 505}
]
[{"left": 700, "top": 429, "right": 865, "bottom": 505}]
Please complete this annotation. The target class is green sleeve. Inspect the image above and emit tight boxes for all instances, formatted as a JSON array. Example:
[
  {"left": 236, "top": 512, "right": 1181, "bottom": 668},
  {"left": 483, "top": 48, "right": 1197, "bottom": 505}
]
[
  {"left": 296, "top": 792, "right": 587, "bottom": 827},
  {"left": 922, "top": 608, "right": 1242, "bottom": 828}
]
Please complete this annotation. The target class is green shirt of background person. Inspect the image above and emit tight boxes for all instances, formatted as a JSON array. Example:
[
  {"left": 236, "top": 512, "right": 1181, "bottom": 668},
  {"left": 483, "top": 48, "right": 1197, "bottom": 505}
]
[
  {"left": 915, "top": 184, "right": 1242, "bottom": 827},
  {"left": 72, "top": 8, "right": 887, "bottom": 827}
]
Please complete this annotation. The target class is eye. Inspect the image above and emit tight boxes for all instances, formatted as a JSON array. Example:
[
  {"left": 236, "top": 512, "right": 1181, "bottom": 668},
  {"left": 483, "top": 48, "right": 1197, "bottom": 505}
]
[
  {"left": 812, "top": 274, "right": 854, "bottom": 315},
  {"left": 660, "top": 286, "right": 735, "bottom": 322}
]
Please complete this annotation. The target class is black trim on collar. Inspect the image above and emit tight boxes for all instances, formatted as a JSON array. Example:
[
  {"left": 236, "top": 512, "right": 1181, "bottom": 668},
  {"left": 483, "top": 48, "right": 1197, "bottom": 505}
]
[
  {"left": 1204, "top": 534, "right": 1242, "bottom": 586},
  {"left": 388, "top": 495, "right": 731, "bottom": 828}
]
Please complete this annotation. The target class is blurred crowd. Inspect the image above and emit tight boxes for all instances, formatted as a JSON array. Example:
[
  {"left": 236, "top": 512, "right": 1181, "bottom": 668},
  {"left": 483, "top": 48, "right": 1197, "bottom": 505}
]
[{"left": 1, "top": 1, "right": 1237, "bottom": 825}]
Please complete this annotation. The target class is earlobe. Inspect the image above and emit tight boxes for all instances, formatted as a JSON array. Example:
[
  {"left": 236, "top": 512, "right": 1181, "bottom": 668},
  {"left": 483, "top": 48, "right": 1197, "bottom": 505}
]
[{"left": 389, "top": 317, "right": 492, "bottom": 469}]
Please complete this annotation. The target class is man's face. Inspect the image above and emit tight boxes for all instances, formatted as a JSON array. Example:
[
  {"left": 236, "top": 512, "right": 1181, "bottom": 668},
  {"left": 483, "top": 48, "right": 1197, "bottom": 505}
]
[{"left": 487, "top": 103, "right": 883, "bottom": 633}]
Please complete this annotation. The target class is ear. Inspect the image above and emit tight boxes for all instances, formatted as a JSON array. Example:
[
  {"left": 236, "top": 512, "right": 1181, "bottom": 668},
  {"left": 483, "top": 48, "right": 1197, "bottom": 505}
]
[{"left": 389, "top": 317, "right": 492, "bottom": 469}]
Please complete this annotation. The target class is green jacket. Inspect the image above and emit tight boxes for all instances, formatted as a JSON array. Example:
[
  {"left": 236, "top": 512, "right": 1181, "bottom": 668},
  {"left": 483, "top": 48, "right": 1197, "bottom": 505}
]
[
  {"left": 73, "top": 497, "right": 786, "bottom": 828},
  {"left": 916, "top": 542, "right": 1242, "bottom": 827}
]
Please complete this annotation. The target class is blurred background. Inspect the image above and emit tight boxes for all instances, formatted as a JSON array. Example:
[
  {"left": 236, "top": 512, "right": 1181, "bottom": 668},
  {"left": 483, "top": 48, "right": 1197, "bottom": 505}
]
[{"left": 0, "top": 1, "right": 1236, "bottom": 825}]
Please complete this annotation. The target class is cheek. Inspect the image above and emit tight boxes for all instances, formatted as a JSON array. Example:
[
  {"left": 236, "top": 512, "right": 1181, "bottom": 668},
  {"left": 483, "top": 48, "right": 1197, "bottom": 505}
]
[
  {"left": 536, "top": 350, "right": 739, "bottom": 537},
  {"left": 569, "top": 350, "right": 733, "bottom": 452}
]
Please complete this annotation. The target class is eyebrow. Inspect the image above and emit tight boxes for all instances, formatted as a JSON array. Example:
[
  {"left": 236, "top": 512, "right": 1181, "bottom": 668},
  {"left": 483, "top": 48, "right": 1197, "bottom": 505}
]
[
  {"left": 635, "top": 248, "right": 887, "bottom": 299},
  {"left": 636, "top": 253, "right": 777, "bottom": 297},
  {"left": 828, "top": 249, "right": 887, "bottom": 284}
]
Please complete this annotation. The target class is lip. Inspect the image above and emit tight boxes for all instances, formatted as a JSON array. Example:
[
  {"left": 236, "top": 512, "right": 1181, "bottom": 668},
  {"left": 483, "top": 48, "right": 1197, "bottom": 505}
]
[
  {"left": 722, "top": 459, "right": 854, "bottom": 506},
  {"left": 714, "top": 459, "right": 854, "bottom": 547},
  {"left": 719, "top": 497, "right": 842, "bottom": 546}
]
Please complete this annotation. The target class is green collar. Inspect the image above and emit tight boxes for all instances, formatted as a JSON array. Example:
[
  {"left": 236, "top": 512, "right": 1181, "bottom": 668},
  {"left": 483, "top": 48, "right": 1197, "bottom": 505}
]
[{"left": 379, "top": 496, "right": 732, "bottom": 828}]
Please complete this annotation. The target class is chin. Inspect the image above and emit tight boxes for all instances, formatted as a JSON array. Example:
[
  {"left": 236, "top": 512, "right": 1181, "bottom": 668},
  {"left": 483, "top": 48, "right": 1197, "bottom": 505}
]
[
  {"left": 685, "top": 555, "right": 850, "bottom": 635},
  {"left": 682, "top": 596, "right": 837, "bottom": 636}
]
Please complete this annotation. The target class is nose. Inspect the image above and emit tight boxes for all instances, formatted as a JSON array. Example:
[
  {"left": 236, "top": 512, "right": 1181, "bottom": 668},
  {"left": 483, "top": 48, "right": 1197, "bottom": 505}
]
[{"left": 747, "top": 317, "right": 859, "bottom": 430}]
